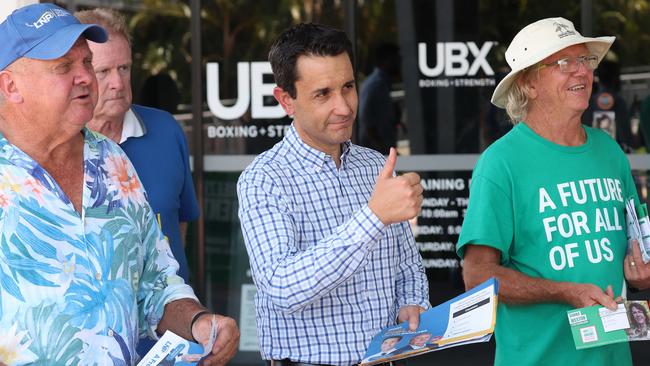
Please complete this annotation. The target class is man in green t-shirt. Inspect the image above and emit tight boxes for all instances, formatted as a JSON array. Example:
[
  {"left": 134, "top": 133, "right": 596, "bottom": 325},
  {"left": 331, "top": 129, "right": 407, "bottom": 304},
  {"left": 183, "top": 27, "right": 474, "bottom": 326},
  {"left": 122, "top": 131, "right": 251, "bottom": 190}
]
[{"left": 458, "top": 17, "right": 650, "bottom": 365}]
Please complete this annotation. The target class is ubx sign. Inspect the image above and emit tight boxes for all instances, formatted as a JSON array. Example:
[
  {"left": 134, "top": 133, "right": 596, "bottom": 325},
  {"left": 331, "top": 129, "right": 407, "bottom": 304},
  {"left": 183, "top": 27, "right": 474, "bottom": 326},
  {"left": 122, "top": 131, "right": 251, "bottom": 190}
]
[
  {"left": 206, "top": 62, "right": 286, "bottom": 120},
  {"left": 418, "top": 42, "right": 496, "bottom": 77}
]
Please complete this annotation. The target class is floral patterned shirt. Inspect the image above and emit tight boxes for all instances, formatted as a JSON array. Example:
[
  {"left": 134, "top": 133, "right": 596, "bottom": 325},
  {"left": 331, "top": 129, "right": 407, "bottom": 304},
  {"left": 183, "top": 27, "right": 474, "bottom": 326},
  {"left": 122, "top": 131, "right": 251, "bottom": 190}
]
[{"left": 0, "top": 129, "right": 197, "bottom": 365}]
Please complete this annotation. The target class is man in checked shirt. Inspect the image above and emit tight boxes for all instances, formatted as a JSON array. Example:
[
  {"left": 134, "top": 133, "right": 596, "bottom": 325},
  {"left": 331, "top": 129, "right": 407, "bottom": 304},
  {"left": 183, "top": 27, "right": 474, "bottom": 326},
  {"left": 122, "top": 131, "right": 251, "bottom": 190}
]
[{"left": 237, "top": 23, "right": 429, "bottom": 366}]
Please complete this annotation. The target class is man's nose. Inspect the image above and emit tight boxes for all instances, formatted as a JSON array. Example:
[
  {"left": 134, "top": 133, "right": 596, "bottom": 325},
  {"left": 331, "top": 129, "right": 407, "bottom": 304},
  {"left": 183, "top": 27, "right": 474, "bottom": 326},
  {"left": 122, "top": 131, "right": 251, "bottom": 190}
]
[
  {"left": 75, "top": 64, "right": 95, "bottom": 85},
  {"left": 573, "top": 59, "right": 591, "bottom": 75},
  {"left": 332, "top": 92, "right": 353, "bottom": 116},
  {"left": 107, "top": 69, "right": 125, "bottom": 90}
]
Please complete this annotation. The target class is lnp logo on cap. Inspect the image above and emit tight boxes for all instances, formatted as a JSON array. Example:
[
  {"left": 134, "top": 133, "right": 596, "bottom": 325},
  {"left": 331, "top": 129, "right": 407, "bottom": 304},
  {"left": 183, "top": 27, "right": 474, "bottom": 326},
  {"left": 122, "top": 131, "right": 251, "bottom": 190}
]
[
  {"left": 553, "top": 22, "right": 575, "bottom": 39},
  {"left": 26, "top": 8, "right": 70, "bottom": 29}
]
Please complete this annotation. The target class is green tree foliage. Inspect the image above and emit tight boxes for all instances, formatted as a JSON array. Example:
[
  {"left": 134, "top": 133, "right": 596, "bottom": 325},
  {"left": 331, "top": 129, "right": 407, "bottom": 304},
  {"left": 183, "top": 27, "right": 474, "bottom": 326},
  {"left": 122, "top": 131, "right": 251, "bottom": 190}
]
[
  {"left": 127, "top": 0, "right": 650, "bottom": 105},
  {"left": 130, "top": 0, "right": 347, "bottom": 106},
  {"left": 592, "top": 0, "right": 650, "bottom": 67}
]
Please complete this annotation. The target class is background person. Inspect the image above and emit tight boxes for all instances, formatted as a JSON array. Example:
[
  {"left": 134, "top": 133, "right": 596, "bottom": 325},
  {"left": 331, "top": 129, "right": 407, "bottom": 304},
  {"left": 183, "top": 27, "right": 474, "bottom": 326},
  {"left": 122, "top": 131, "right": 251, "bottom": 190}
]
[
  {"left": 581, "top": 59, "right": 634, "bottom": 150},
  {"left": 358, "top": 42, "right": 401, "bottom": 155},
  {"left": 237, "top": 23, "right": 429, "bottom": 365},
  {"left": 139, "top": 72, "right": 182, "bottom": 114},
  {"left": 76, "top": 9, "right": 201, "bottom": 356},
  {"left": 457, "top": 17, "right": 647, "bottom": 366},
  {"left": 75, "top": 8, "right": 199, "bottom": 284},
  {"left": 0, "top": 4, "right": 237, "bottom": 365}
]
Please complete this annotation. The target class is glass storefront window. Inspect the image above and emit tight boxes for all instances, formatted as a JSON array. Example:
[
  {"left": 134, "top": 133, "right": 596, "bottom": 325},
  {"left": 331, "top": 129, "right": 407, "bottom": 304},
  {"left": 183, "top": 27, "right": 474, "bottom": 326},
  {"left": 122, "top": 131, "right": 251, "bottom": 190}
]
[{"left": 46, "top": 1, "right": 650, "bottom": 364}]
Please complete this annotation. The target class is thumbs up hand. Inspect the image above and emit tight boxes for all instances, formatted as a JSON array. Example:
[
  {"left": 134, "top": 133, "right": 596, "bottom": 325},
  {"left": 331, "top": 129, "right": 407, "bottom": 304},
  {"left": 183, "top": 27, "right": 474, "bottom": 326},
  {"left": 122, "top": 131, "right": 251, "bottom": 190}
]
[{"left": 368, "top": 148, "right": 423, "bottom": 226}]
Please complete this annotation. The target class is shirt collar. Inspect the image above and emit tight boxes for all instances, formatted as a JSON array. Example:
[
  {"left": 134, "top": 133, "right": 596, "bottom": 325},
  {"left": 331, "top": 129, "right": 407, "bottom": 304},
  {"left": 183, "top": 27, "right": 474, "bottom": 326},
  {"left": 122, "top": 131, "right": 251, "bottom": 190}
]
[
  {"left": 285, "top": 123, "right": 352, "bottom": 172},
  {"left": 0, "top": 127, "right": 107, "bottom": 204},
  {"left": 84, "top": 127, "right": 109, "bottom": 144},
  {"left": 340, "top": 139, "right": 351, "bottom": 165},
  {"left": 119, "top": 108, "right": 146, "bottom": 144}
]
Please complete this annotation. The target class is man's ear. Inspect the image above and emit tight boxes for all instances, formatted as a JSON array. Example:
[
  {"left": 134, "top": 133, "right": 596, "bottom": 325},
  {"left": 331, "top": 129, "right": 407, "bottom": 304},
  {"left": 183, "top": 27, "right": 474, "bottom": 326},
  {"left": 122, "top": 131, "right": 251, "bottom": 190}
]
[
  {"left": 0, "top": 70, "right": 24, "bottom": 104},
  {"left": 518, "top": 73, "right": 537, "bottom": 100},
  {"left": 273, "top": 86, "right": 295, "bottom": 116},
  {"left": 527, "top": 81, "right": 538, "bottom": 100}
]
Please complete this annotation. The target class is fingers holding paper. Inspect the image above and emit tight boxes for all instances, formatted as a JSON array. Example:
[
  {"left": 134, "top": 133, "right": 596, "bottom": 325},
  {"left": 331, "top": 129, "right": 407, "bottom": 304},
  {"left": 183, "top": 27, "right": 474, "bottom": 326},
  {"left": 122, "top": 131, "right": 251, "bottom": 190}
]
[
  {"left": 193, "top": 314, "right": 240, "bottom": 366},
  {"left": 564, "top": 283, "right": 618, "bottom": 311},
  {"left": 398, "top": 305, "right": 426, "bottom": 331}
]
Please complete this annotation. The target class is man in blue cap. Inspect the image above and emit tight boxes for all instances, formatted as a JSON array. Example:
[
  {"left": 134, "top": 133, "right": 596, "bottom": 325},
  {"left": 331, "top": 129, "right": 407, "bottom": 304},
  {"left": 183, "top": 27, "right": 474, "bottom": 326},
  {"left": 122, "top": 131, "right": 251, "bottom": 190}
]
[{"left": 0, "top": 4, "right": 238, "bottom": 365}]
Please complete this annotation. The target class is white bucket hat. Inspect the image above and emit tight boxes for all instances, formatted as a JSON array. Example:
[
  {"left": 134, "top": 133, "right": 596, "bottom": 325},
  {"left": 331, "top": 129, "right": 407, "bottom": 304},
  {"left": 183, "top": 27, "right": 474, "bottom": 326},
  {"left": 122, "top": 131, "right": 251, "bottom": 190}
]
[{"left": 491, "top": 17, "right": 615, "bottom": 108}]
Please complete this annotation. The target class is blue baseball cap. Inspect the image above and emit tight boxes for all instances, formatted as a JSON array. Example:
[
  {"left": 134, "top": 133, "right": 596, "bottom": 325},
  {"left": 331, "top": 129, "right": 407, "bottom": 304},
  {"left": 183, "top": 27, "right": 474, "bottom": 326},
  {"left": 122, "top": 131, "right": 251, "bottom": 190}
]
[{"left": 0, "top": 3, "right": 108, "bottom": 70}]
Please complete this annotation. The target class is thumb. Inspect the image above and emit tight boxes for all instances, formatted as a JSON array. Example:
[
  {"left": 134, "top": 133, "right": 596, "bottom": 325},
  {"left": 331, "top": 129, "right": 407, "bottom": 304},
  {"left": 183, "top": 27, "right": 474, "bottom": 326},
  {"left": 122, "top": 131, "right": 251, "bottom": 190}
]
[
  {"left": 378, "top": 147, "right": 397, "bottom": 179},
  {"left": 605, "top": 284, "right": 614, "bottom": 298},
  {"left": 408, "top": 311, "right": 419, "bottom": 331}
]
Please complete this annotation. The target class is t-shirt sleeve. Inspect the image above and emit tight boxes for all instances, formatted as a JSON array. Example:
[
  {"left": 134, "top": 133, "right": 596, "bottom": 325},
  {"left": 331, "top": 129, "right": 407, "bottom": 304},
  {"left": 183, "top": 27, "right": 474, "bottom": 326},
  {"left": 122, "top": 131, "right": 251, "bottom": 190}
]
[
  {"left": 457, "top": 165, "right": 515, "bottom": 263},
  {"left": 621, "top": 148, "right": 640, "bottom": 205}
]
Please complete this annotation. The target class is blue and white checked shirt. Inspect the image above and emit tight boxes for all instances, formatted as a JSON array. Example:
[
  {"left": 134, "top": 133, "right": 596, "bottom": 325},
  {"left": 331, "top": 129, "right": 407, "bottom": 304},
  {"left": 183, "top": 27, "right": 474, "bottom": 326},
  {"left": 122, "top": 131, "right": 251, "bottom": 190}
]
[{"left": 237, "top": 125, "right": 429, "bottom": 365}]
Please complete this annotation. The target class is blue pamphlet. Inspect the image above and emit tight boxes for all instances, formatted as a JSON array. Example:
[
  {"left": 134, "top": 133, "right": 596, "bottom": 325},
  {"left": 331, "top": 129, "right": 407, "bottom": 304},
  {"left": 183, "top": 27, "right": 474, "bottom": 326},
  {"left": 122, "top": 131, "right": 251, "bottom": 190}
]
[{"left": 360, "top": 277, "right": 498, "bottom": 366}]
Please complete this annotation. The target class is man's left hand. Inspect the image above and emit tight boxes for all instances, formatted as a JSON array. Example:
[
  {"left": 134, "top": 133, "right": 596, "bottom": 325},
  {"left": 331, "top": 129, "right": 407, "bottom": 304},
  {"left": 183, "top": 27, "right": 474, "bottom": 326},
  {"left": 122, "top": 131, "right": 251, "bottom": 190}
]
[
  {"left": 625, "top": 239, "right": 650, "bottom": 290},
  {"left": 398, "top": 305, "right": 425, "bottom": 331},
  {"left": 192, "top": 313, "right": 240, "bottom": 366}
]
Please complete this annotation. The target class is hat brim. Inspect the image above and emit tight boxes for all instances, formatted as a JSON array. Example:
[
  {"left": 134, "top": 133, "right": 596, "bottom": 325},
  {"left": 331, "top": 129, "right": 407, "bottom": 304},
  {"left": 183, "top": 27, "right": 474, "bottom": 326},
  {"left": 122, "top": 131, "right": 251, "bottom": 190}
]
[
  {"left": 24, "top": 23, "right": 107, "bottom": 60},
  {"left": 490, "top": 35, "right": 615, "bottom": 109}
]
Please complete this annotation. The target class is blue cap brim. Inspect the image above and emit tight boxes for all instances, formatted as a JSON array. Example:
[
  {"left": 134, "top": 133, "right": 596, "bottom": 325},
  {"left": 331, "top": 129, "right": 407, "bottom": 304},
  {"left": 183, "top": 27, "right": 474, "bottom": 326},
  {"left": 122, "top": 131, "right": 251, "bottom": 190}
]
[{"left": 24, "top": 23, "right": 107, "bottom": 60}]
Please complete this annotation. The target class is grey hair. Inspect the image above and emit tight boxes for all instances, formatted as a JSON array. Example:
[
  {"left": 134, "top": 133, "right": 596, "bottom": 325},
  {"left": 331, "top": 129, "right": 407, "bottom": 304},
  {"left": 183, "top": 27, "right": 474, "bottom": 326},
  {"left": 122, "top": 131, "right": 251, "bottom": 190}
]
[
  {"left": 504, "top": 67, "right": 536, "bottom": 124},
  {"left": 75, "top": 8, "right": 131, "bottom": 45}
]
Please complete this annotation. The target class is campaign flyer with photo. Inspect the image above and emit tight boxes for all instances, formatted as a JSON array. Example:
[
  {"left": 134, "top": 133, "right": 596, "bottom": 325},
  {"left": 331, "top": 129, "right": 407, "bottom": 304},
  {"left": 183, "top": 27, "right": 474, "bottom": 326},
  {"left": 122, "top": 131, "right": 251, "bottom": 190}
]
[
  {"left": 567, "top": 300, "right": 650, "bottom": 349},
  {"left": 359, "top": 277, "right": 499, "bottom": 366}
]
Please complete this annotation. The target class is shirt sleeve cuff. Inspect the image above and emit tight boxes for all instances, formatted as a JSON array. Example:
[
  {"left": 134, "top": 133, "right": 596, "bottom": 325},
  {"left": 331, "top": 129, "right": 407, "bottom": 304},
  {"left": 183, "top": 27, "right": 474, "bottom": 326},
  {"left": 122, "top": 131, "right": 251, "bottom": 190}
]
[
  {"left": 354, "top": 205, "right": 386, "bottom": 251},
  {"left": 398, "top": 299, "right": 431, "bottom": 311}
]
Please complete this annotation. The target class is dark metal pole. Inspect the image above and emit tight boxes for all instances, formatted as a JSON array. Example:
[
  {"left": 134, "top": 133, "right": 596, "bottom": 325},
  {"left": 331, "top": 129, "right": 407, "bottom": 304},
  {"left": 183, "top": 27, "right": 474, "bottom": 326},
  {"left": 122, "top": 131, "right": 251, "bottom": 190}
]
[
  {"left": 436, "top": 0, "right": 455, "bottom": 153},
  {"left": 190, "top": 0, "right": 206, "bottom": 303},
  {"left": 343, "top": 0, "right": 357, "bottom": 69},
  {"left": 343, "top": 0, "right": 359, "bottom": 141},
  {"left": 581, "top": 0, "right": 593, "bottom": 36},
  {"left": 396, "top": 0, "right": 425, "bottom": 154}
]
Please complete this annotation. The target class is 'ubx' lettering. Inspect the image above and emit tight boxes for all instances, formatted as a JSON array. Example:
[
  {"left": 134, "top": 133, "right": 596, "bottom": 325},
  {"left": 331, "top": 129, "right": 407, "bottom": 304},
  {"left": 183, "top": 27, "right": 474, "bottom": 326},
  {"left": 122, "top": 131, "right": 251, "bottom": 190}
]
[{"left": 418, "top": 42, "right": 496, "bottom": 77}]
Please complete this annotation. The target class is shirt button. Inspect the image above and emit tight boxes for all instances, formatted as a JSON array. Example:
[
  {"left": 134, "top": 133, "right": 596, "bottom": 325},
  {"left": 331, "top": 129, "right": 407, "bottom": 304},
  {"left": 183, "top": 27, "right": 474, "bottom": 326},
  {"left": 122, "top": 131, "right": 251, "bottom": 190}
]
[{"left": 95, "top": 272, "right": 101, "bottom": 280}]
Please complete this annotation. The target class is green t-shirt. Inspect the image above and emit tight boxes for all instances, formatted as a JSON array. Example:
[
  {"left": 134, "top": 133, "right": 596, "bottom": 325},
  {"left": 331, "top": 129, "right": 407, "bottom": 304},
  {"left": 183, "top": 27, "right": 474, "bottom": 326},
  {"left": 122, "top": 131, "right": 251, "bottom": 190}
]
[{"left": 457, "top": 123, "right": 636, "bottom": 366}]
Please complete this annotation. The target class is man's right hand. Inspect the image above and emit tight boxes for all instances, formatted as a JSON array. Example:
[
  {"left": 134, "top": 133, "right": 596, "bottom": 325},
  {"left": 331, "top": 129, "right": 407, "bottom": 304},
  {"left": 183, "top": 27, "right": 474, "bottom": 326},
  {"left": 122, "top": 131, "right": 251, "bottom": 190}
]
[
  {"left": 368, "top": 148, "right": 423, "bottom": 226},
  {"left": 193, "top": 313, "right": 240, "bottom": 366}
]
